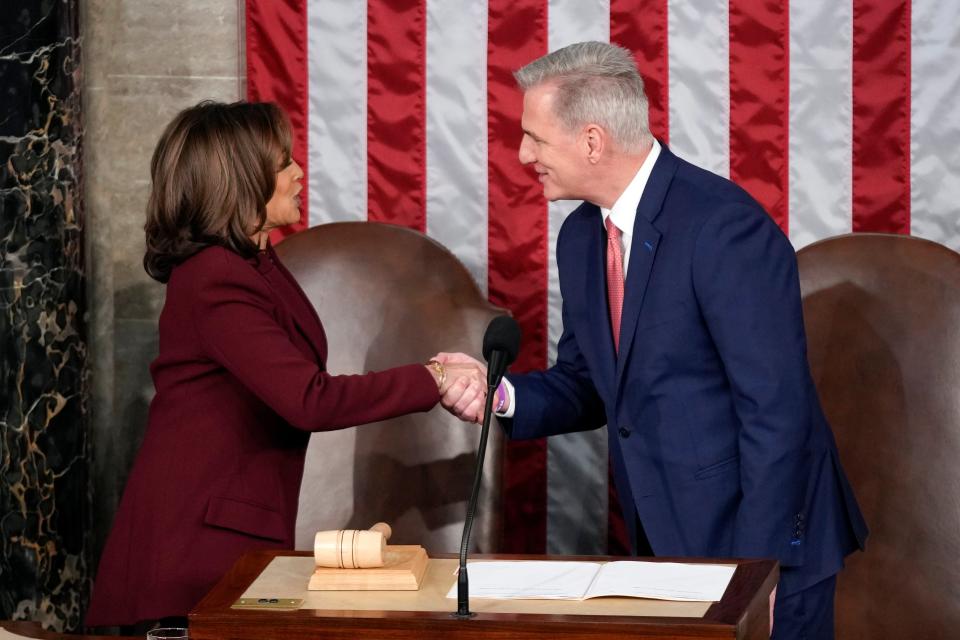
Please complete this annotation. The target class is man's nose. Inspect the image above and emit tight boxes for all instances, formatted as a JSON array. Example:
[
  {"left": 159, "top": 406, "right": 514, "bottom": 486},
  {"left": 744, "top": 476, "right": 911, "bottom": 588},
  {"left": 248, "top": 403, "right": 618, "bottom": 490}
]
[{"left": 518, "top": 136, "right": 535, "bottom": 165}]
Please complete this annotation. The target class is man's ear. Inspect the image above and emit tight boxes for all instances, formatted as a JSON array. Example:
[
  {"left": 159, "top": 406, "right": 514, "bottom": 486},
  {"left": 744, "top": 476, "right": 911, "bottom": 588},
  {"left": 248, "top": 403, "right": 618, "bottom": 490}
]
[{"left": 584, "top": 124, "right": 605, "bottom": 164}]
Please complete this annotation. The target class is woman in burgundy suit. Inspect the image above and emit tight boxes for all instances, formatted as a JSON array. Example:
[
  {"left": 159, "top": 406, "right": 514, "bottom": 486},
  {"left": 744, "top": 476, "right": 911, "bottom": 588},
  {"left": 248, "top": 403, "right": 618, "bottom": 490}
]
[{"left": 85, "top": 101, "right": 485, "bottom": 628}]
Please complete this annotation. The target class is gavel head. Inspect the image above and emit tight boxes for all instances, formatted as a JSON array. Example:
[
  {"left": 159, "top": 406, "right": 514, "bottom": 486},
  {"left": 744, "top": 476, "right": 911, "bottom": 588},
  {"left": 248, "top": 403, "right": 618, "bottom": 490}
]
[{"left": 314, "top": 522, "right": 392, "bottom": 569}]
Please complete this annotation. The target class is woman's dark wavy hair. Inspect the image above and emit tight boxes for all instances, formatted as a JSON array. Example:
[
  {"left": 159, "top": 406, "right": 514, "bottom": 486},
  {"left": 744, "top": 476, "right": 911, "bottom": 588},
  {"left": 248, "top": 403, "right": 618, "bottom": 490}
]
[{"left": 143, "top": 100, "right": 292, "bottom": 283}]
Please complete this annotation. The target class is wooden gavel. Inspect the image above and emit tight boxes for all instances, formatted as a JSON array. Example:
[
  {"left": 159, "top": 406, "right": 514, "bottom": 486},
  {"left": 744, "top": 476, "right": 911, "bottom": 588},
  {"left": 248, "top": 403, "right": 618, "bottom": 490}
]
[{"left": 314, "top": 522, "right": 393, "bottom": 569}]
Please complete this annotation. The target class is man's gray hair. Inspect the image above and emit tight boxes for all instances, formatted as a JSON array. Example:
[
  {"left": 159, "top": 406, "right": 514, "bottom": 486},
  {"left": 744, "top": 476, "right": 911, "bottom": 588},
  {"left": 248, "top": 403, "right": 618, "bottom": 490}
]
[{"left": 514, "top": 41, "right": 651, "bottom": 153}]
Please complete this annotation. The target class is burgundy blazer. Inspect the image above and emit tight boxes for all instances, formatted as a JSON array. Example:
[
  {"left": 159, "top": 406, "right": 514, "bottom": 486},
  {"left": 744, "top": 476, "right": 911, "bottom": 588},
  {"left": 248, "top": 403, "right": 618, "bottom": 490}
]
[{"left": 85, "top": 244, "right": 439, "bottom": 626}]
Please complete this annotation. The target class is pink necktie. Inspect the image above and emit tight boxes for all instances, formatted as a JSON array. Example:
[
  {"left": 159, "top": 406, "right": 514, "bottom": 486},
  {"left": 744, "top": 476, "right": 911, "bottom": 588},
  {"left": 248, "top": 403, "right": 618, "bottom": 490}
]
[{"left": 605, "top": 217, "right": 625, "bottom": 353}]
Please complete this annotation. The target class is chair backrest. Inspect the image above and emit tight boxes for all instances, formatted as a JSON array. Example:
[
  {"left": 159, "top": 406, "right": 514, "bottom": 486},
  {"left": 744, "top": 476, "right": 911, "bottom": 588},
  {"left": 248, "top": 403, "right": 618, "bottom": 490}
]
[
  {"left": 797, "top": 233, "right": 960, "bottom": 638},
  {"left": 275, "top": 222, "right": 505, "bottom": 554}
]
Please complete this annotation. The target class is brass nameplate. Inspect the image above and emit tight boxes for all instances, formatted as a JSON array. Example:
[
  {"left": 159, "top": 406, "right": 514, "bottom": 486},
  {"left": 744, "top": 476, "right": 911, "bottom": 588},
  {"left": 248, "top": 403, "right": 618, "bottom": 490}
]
[{"left": 232, "top": 597, "right": 304, "bottom": 610}]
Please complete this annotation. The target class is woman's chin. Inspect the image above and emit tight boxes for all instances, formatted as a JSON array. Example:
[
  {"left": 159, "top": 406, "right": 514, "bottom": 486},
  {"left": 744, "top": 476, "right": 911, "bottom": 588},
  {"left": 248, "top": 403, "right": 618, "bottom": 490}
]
[{"left": 284, "top": 204, "right": 301, "bottom": 224}]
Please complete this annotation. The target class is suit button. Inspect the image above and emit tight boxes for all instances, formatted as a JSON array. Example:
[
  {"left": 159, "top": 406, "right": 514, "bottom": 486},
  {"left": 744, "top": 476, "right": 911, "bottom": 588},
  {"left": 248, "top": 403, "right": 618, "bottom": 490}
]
[{"left": 618, "top": 427, "right": 631, "bottom": 438}]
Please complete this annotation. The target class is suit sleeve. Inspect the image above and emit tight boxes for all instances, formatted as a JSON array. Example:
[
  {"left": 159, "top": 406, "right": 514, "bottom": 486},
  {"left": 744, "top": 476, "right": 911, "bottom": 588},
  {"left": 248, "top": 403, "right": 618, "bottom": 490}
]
[
  {"left": 503, "top": 305, "right": 607, "bottom": 439},
  {"left": 692, "top": 203, "right": 812, "bottom": 564},
  {"left": 503, "top": 223, "right": 607, "bottom": 439},
  {"left": 189, "top": 252, "right": 440, "bottom": 432}
]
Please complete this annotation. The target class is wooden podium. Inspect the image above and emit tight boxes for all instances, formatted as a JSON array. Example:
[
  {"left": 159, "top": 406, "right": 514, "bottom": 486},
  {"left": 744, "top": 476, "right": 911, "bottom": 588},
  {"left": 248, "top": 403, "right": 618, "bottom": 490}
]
[{"left": 189, "top": 550, "right": 778, "bottom": 640}]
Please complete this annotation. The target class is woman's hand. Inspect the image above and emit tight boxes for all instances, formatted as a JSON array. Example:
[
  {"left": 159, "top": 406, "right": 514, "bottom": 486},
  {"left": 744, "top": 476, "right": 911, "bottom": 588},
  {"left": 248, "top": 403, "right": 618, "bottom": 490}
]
[{"left": 432, "top": 353, "right": 488, "bottom": 423}]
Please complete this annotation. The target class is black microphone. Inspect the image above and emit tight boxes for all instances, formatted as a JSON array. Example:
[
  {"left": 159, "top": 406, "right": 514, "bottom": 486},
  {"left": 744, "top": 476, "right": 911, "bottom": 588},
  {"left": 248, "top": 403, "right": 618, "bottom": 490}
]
[
  {"left": 482, "top": 315, "right": 522, "bottom": 387},
  {"left": 455, "top": 315, "right": 521, "bottom": 618}
]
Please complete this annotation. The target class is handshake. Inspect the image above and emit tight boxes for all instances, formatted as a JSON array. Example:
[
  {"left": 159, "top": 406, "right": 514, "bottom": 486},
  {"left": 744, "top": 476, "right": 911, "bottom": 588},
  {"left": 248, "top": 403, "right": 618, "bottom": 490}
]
[{"left": 424, "top": 352, "right": 505, "bottom": 424}]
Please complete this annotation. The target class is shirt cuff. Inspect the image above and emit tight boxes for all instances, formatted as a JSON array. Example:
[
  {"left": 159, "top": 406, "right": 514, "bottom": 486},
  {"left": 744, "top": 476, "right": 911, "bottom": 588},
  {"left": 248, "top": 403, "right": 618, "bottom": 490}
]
[{"left": 496, "top": 377, "right": 516, "bottom": 418}]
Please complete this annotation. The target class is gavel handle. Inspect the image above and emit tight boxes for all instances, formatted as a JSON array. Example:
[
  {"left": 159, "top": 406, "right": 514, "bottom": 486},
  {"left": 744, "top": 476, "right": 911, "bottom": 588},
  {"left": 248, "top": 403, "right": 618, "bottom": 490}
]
[{"left": 369, "top": 522, "right": 392, "bottom": 541}]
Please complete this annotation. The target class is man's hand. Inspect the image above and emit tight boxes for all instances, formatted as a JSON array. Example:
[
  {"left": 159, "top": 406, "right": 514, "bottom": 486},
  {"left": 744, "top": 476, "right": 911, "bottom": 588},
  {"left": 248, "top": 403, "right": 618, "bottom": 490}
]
[{"left": 434, "top": 352, "right": 488, "bottom": 423}]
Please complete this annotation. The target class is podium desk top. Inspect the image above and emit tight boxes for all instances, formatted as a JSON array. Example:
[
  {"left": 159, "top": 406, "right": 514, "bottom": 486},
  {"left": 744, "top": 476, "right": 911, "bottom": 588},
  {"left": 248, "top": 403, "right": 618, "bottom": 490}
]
[
  {"left": 190, "top": 551, "right": 778, "bottom": 640},
  {"left": 245, "top": 555, "right": 719, "bottom": 617}
]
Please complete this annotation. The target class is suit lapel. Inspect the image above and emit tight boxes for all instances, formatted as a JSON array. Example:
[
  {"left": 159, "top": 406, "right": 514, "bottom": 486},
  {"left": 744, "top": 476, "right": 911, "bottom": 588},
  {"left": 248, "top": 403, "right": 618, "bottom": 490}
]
[
  {"left": 616, "top": 144, "right": 679, "bottom": 384},
  {"left": 267, "top": 248, "right": 329, "bottom": 365}
]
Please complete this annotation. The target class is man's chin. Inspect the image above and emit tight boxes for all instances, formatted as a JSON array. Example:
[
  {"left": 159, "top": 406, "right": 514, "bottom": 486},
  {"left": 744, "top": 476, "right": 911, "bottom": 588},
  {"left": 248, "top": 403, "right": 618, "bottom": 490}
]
[
  {"left": 541, "top": 188, "right": 561, "bottom": 202},
  {"left": 542, "top": 191, "right": 575, "bottom": 203}
]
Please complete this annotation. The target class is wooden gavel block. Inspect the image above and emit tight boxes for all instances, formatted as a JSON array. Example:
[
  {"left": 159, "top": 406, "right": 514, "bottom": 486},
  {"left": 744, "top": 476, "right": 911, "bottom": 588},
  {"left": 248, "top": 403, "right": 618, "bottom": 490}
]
[
  {"left": 314, "top": 522, "right": 393, "bottom": 569},
  {"left": 308, "top": 521, "right": 428, "bottom": 590}
]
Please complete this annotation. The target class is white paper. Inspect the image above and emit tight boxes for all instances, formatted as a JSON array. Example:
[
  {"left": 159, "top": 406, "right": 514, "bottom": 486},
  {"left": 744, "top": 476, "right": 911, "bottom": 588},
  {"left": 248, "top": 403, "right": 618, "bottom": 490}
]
[
  {"left": 447, "top": 561, "right": 601, "bottom": 599},
  {"left": 445, "top": 560, "right": 735, "bottom": 602},
  {"left": 585, "top": 561, "right": 736, "bottom": 601}
]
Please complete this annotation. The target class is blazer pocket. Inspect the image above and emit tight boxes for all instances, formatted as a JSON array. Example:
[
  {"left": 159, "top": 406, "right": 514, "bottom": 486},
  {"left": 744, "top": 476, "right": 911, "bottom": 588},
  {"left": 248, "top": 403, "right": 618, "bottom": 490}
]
[
  {"left": 204, "top": 496, "right": 287, "bottom": 542},
  {"left": 694, "top": 454, "right": 740, "bottom": 481}
]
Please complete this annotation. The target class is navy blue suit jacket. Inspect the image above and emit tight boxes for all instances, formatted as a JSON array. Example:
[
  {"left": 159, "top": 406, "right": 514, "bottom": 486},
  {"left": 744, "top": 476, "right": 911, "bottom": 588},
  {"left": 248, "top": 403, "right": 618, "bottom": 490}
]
[{"left": 504, "top": 144, "right": 867, "bottom": 595}]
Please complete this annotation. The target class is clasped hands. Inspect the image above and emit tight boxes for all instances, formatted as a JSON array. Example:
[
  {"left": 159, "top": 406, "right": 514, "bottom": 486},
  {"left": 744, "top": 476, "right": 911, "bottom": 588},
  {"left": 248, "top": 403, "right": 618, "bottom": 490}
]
[{"left": 425, "top": 352, "right": 490, "bottom": 424}]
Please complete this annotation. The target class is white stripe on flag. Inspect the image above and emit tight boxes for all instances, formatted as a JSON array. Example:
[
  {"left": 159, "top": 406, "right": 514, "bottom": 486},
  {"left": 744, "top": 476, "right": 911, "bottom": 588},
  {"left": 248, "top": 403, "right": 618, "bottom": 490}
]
[
  {"left": 296, "top": 0, "right": 368, "bottom": 549},
  {"left": 911, "top": 0, "right": 960, "bottom": 252},
  {"left": 788, "top": 0, "right": 853, "bottom": 248},
  {"left": 545, "top": 0, "right": 610, "bottom": 556},
  {"left": 425, "top": 0, "right": 489, "bottom": 291},
  {"left": 667, "top": 0, "right": 729, "bottom": 178},
  {"left": 545, "top": 2, "right": 610, "bottom": 367},
  {"left": 306, "top": 0, "right": 367, "bottom": 224}
]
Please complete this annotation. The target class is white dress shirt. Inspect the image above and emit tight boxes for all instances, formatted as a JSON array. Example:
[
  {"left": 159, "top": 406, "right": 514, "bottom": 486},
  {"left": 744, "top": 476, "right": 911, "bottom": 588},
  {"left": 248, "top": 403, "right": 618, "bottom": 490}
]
[{"left": 498, "top": 140, "right": 662, "bottom": 417}]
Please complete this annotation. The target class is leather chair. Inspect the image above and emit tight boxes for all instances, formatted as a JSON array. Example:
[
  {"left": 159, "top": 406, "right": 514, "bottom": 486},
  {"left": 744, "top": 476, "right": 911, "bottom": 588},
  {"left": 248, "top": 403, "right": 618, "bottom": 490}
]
[
  {"left": 797, "top": 232, "right": 960, "bottom": 638},
  {"left": 275, "top": 222, "right": 505, "bottom": 555}
]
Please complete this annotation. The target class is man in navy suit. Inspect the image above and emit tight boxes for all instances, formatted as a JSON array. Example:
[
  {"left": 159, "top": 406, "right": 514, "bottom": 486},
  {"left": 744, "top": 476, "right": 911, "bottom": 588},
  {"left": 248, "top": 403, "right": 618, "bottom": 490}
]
[{"left": 441, "top": 41, "right": 867, "bottom": 639}]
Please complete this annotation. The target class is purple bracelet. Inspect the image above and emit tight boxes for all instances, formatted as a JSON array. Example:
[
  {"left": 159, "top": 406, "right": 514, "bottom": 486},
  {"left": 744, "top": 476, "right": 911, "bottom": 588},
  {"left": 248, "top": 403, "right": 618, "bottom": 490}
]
[{"left": 495, "top": 383, "right": 508, "bottom": 413}]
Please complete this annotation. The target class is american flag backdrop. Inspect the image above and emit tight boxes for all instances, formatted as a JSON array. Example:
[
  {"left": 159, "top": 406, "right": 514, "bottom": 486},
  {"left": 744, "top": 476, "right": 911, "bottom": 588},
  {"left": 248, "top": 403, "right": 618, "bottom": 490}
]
[{"left": 245, "top": 0, "right": 960, "bottom": 556}]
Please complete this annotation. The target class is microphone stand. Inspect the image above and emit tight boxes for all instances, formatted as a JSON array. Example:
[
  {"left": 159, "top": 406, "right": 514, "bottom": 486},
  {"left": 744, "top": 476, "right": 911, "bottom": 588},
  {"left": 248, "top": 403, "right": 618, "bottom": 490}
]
[{"left": 454, "top": 375, "right": 500, "bottom": 618}]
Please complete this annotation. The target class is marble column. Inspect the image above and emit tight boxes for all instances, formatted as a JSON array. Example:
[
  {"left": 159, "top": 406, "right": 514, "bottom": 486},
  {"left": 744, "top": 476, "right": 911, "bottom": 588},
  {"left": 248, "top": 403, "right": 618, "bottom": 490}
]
[{"left": 0, "top": 0, "right": 90, "bottom": 632}]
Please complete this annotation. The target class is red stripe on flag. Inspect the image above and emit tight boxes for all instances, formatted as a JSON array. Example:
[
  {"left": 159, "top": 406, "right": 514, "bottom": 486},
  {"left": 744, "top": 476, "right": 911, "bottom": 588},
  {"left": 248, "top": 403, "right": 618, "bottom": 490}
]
[
  {"left": 487, "top": 0, "right": 548, "bottom": 554},
  {"left": 245, "top": 0, "right": 309, "bottom": 240},
  {"left": 366, "top": 0, "right": 427, "bottom": 231},
  {"left": 852, "top": 0, "right": 911, "bottom": 234},
  {"left": 729, "top": 0, "right": 790, "bottom": 233},
  {"left": 610, "top": 0, "right": 669, "bottom": 145}
]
